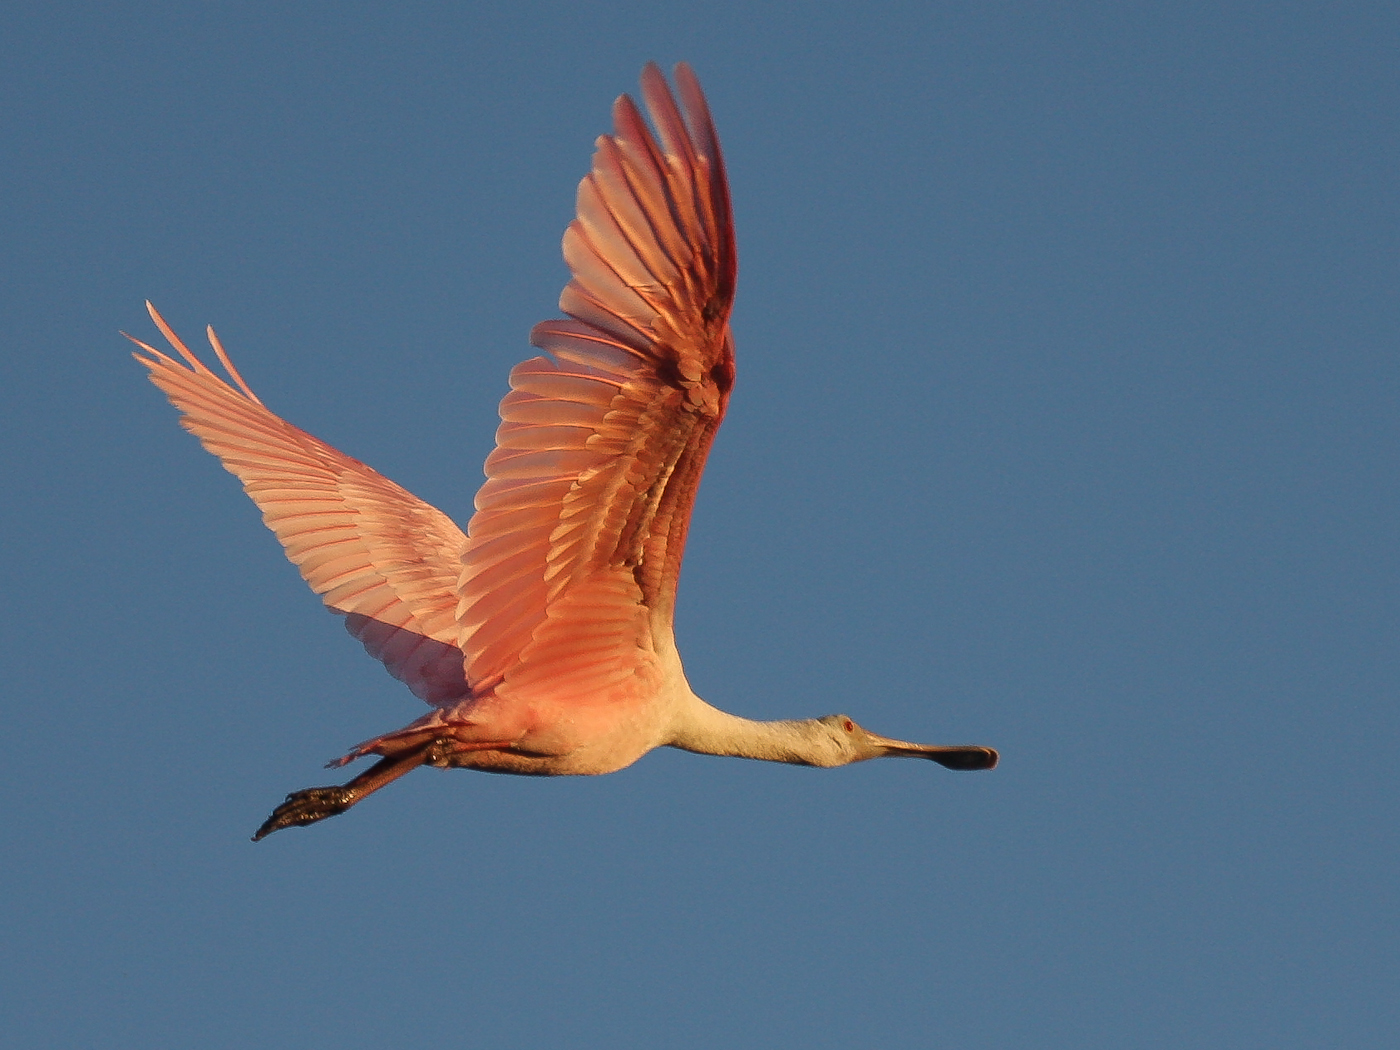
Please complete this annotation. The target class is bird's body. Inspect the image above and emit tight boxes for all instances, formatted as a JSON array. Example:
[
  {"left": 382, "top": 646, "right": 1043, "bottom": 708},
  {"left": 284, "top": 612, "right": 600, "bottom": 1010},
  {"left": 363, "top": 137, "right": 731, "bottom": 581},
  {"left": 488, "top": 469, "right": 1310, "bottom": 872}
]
[{"left": 132, "top": 64, "right": 996, "bottom": 839}]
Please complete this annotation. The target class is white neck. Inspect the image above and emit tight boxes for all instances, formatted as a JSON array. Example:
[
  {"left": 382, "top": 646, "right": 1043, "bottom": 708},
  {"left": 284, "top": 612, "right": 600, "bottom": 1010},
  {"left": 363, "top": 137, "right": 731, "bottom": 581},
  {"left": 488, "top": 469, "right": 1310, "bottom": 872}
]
[{"left": 667, "top": 697, "right": 850, "bottom": 767}]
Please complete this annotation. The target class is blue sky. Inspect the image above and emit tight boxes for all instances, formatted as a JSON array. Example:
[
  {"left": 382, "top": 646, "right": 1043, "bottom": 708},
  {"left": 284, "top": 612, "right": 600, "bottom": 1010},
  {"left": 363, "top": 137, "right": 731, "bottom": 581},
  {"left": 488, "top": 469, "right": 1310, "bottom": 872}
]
[{"left": 2, "top": 2, "right": 1396, "bottom": 1047}]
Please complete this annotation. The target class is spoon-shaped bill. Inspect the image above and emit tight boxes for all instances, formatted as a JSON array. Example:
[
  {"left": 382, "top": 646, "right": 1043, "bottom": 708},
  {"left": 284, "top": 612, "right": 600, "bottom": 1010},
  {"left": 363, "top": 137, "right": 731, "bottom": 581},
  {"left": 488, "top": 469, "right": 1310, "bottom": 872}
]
[{"left": 868, "top": 734, "right": 999, "bottom": 771}]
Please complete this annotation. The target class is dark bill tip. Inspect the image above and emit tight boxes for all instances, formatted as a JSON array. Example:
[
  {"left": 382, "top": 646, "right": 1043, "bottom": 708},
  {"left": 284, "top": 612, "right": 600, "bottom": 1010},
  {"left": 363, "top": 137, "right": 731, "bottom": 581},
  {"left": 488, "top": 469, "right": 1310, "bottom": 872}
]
[{"left": 929, "top": 746, "right": 999, "bottom": 771}]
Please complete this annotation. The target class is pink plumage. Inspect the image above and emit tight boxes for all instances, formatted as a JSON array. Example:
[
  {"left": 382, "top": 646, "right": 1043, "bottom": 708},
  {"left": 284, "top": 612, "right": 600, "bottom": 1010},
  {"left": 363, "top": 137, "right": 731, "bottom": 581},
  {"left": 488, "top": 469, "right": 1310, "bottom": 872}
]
[{"left": 132, "top": 63, "right": 996, "bottom": 840}]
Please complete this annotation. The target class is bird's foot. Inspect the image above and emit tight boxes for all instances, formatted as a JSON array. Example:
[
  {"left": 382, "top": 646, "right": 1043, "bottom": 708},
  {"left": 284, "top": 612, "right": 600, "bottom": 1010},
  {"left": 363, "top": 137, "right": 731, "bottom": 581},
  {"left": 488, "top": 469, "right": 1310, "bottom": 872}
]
[
  {"left": 250, "top": 743, "right": 452, "bottom": 841},
  {"left": 252, "top": 785, "right": 355, "bottom": 841}
]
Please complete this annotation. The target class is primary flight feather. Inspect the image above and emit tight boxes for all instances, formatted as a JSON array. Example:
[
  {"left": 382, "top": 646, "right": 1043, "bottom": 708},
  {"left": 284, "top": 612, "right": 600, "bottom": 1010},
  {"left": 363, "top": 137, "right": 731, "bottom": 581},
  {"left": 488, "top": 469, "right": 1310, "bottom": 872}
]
[{"left": 131, "top": 63, "right": 997, "bottom": 840}]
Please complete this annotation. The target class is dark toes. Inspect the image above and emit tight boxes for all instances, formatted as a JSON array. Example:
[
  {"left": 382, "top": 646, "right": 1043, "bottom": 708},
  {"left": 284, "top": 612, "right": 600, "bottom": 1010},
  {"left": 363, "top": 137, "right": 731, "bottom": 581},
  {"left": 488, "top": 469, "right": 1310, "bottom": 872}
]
[{"left": 252, "top": 786, "right": 354, "bottom": 841}]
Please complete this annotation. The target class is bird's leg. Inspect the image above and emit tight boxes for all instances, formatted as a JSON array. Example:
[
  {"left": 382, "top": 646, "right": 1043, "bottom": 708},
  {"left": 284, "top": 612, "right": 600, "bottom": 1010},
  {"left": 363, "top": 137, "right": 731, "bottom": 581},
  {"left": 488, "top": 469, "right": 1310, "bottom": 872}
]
[{"left": 252, "top": 738, "right": 454, "bottom": 841}]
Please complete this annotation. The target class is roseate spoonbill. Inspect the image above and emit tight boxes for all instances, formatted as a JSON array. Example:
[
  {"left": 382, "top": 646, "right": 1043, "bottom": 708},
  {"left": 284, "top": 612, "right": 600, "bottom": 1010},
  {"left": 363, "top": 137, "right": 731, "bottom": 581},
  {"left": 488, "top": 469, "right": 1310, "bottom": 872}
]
[{"left": 131, "top": 63, "right": 998, "bottom": 841}]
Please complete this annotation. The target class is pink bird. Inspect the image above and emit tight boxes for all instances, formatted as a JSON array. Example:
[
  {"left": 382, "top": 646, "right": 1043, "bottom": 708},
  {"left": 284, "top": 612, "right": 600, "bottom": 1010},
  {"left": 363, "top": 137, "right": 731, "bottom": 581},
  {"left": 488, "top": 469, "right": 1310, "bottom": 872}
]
[{"left": 131, "top": 63, "right": 997, "bottom": 841}]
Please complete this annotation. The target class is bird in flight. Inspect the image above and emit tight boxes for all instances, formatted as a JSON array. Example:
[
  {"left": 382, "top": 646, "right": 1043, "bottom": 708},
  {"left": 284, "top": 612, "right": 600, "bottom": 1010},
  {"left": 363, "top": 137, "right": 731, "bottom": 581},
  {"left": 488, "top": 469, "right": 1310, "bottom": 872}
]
[{"left": 131, "top": 63, "right": 997, "bottom": 841}]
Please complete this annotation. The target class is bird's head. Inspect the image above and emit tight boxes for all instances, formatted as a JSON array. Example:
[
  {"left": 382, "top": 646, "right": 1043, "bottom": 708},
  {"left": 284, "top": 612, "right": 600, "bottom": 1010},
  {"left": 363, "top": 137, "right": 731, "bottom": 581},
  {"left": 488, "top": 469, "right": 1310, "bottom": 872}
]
[{"left": 816, "top": 714, "right": 999, "bottom": 771}]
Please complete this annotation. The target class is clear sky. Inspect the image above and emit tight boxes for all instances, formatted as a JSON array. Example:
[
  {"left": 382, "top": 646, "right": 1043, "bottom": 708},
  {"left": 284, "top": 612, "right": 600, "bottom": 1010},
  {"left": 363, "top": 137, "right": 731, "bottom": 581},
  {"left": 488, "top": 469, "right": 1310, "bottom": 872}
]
[{"left": 2, "top": 3, "right": 1396, "bottom": 1047}]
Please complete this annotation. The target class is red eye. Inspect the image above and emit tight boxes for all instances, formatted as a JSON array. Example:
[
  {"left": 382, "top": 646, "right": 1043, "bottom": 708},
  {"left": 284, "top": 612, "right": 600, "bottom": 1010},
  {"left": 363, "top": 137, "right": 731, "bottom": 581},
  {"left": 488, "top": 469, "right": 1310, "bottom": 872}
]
[{"left": 843, "top": 719, "right": 854, "bottom": 732}]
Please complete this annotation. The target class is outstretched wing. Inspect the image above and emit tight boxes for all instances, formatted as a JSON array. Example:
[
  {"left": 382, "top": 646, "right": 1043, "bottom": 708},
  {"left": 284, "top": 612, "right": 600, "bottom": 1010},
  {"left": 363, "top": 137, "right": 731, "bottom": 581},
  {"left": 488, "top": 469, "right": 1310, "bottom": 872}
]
[
  {"left": 132, "top": 304, "right": 471, "bottom": 705},
  {"left": 459, "top": 62, "right": 736, "bottom": 698}
]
